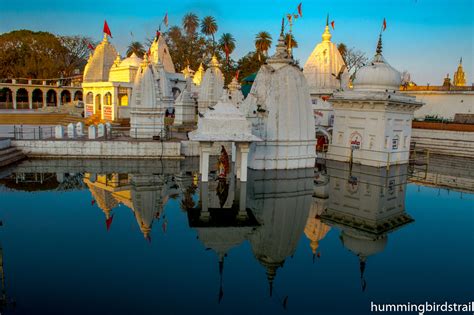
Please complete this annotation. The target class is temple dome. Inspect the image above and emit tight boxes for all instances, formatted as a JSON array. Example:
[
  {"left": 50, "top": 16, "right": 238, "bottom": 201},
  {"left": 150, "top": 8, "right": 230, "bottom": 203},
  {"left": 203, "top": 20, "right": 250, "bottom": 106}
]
[
  {"left": 120, "top": 52, "right": 142, "bottom": 68},
  {"left": 353, "top": 36, "right": 401, "bottom": 92},
  {"left": 303, "top": 23, "right": 349, "bottom": 94},
  {"left": 83, "top": 34, "right": 118, "bottom": 82},
  {"left": 340, "top": 230, "right": 387, "bottom": 257}
]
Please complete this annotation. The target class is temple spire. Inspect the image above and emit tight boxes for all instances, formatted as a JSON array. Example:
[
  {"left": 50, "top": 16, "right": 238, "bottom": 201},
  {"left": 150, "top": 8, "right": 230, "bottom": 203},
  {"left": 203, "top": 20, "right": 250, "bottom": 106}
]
[
  {"left": 280, "top": 17, "right": 285, "bottom": 36},
  {"left": 326, "top": 14, "right": 329, "bottom": 26},
  {"left": 376, "top": 34, "right": 383, "bottom": 55}
]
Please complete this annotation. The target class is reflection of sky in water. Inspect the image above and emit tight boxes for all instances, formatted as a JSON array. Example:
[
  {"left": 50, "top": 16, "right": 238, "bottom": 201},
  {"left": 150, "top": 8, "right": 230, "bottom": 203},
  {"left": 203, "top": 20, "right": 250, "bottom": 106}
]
[{"left": 0, "top": 173, "right": 473, "bottom": 315}]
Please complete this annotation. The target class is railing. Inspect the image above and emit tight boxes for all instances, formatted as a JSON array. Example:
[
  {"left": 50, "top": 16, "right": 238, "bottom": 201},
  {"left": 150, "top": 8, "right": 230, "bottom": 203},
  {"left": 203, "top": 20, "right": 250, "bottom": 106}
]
[
  {"left": 4, "top": 125, "right": 175, "bottom": 142},
  {"left": 1, "top": 126, "right": 55, "bottom": 140}
]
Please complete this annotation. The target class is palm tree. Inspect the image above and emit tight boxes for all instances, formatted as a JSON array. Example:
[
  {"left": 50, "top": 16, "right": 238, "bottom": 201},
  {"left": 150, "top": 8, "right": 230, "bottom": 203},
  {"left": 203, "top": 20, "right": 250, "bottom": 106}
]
[
  {"left": 254, "top": 31, "right": 272, "bottom": 56},
  {"left": 201, "top": 16, "right": 218, "bottom": 48},
  {"left": 219, "top": 33, "right": 236, "bottom": 56},
  {"left": 182, "top": 13, "right": 199, "bottom": 36},
  {"left": 284, "top": 33, "right": 298, "bottom": 49},
  {"left": 126, "top": 41, "right": 145, "bottom": 57}
]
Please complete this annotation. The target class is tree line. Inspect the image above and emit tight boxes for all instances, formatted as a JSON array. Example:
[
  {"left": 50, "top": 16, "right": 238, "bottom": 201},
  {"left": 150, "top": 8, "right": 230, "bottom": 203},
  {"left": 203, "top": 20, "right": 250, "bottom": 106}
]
[
  {"left": 0, "top": 30, "right": 93, "bottom": 79},
  {"left": 0, "top": 17, "right": 368, "bottom": 83}
]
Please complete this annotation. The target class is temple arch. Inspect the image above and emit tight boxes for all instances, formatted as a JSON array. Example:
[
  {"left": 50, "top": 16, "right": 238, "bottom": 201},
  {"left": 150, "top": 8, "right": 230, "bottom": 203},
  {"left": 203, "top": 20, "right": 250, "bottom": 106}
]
[
  {"left": 95, "top": 94, "right": 102, "bottom": 111},
  {"left": 104, "top": 92, "right": 112, "bottom": 106},
  {"left": 61, "top": 90, "right": 72, "bottom": 104},
  {"left": 74, "top": 90, "right": 83, "bottom": 101},
  {"left": 46, "top": 89, "right": 57, "bottom": 106},
  {"left": 86, "top": 92, "right": 93, "bottom": 104},
  {"left": 0, "top": 88, "right": 13, "bottom": 109},
  {"left": 32, "top": 89, "right": 43, "bottom": 109},
  {"left": 16, "top": 88, "right": 29, "bottom": 109}
]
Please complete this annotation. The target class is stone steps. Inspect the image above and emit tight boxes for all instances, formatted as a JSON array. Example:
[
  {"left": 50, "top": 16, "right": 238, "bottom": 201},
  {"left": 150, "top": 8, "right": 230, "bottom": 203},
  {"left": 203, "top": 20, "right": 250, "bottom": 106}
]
[
  {"left": 0, "top": 113, "right": 69, "bottom": 125},
  {"left": 0, "top": 145, "right": 26, "bottom": 168}
]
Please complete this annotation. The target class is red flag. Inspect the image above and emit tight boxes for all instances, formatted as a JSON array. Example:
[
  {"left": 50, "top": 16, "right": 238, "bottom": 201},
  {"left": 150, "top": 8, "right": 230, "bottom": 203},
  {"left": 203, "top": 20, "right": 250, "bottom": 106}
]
[
  {"left": 297, "top": 3, "right": 303, "bottom": 17},
  {"left": 163, "top": 13, "right": 168, "bottom": 27},
  {"left": 87, "top": 42, "right": 95, "bottom": 51},
  {"left": 91, "top": 200, "right": 96, "bottom": 206},
  {"left": 103, "top": 20, "right": 112, "bottom": 37},
  {"left": 105, "top": 214, "right": 114, "bottom": 231},
  {"left": 235, "top": 70, "right": 240, "bottom": 81},
  {"left": 331, "top": 20, "right": 335, "bottom": 30},
  {"left": 156, "top": 30, "right": 161, "bottom": 39},
  {"left": 382, "top": 18, "right": 387, "bottom": 31}
]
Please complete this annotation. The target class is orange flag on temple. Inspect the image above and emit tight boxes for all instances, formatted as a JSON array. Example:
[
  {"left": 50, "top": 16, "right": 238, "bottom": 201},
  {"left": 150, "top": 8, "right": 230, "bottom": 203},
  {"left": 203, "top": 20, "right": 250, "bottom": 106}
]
[
  {"left": 331, "top": 20, "right": 335, "bottom": 30},
  {"left": 103, "top": 20, "right": 112, "bottom": 37},
  {"left": 297, "top": 3, "right": 303, "bottom": 17},
  {"left": 163, "top": 13, "right": 169, "bottom": 27},
  {"left": 382, "top": 18, "right": 387, "bottom": 31},
  {"left": 235, "top": 70, "right": 240, "bottom": 80}
]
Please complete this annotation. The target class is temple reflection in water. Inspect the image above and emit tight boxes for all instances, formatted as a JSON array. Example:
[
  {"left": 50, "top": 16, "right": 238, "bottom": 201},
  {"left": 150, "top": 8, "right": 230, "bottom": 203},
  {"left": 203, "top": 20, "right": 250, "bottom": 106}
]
[{"left": 0, "top": 156, "right": 472, "bottom": 314}]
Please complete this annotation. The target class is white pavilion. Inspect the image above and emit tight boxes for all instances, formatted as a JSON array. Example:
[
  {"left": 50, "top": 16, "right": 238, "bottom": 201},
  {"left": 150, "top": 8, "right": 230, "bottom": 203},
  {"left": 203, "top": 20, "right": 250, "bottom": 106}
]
[{"left": 326, "top": 35, "right": 423, "bottom": 167}]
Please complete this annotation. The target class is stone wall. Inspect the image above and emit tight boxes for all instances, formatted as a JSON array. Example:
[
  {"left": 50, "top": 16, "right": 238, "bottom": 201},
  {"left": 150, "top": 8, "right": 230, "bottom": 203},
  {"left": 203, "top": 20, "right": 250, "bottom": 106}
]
[
  {"left": 401, "top": 91, "right": 474, "bottom": 120},
  {"left": 411, "top": 129, "right": 474, "bottom": 157},
  {"left": 11, "top": 139, "right": 181, "bottom": 159}
]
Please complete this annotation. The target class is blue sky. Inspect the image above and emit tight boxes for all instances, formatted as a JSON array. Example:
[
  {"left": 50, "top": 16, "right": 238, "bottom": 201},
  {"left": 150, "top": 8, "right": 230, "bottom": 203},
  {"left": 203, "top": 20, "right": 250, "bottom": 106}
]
[{"left": 1, "top": 0, "right": 472, "bottom": 84}]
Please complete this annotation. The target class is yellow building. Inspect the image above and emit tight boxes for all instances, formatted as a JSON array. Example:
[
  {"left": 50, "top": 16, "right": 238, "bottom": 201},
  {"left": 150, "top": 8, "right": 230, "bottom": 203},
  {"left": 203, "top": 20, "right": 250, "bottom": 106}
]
[{"left": 82, "top": 32, "right": 183, "bottom": 122}]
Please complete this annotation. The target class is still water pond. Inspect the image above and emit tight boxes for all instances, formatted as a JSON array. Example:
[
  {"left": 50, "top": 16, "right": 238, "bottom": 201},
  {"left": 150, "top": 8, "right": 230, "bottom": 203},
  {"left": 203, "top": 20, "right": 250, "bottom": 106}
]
[{"left": 0, "top": 158, "right": 472, "bottom": 315}]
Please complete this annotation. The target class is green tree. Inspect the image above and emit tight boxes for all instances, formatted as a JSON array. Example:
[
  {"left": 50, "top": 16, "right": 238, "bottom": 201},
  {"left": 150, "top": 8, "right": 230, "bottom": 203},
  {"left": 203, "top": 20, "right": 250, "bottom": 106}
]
[
  {"left": 255, "top": 31, "right": 272, "bottom": 56},
  {"left": 59, "top": 35, "right": 93, "bottom": 76},
  {"left": 236, "top": 51, "right": 266, "bottom": 83},
  {"left": 0, "top": 30, "right": 68, "bottom": 79},
  {"left": 200, "top": 16, "right": 218, "bottom": 49},
  {"left": 182, "top": 13, "right": 199, "bottom": 36},
  {"left": 219, "top": 33, "right": 236, "bottom": 56},
  {"left": 126, "top": 41, "right": 146, "bottom": 58}
]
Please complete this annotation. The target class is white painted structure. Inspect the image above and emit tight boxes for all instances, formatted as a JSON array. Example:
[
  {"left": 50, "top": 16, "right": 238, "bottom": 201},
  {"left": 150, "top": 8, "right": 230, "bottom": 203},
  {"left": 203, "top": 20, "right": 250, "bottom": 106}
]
[
  {"left": 174, "top": 78, "right": 196, "bottom": 125},
  {"left": 129, "top": 55, "right": 172, "bottom": 139},
  {"left": 241, "top": 26, "right": 316, "bottom": 170},
  {"left": 189, "top": 93, "right": 261, "bottom": 182},
  {"left": 327, "top": 36, "right": 423, "bottom": 167},
  {"left": 228, "top": 77, "right": 244, "bottom": 108},
  {"left": 197, "top": 55, "right": 224, "bottom": 113}
]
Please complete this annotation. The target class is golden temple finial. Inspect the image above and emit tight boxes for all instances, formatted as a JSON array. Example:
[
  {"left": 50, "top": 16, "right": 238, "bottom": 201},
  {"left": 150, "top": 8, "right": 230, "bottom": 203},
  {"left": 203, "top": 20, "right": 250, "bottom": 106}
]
[{"left": 454, "top": 56, "right": 466, "bottom": 86}]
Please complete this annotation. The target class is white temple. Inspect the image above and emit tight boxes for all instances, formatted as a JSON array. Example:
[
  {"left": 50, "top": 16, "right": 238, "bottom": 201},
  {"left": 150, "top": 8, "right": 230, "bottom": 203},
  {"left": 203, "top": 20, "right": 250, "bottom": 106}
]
[
  {"left": 303, "top": 17, "right": 349, "bottom": 96},
  {"left": 129, "top": 55, "right": 171, "bottom": 138},
  {"left": 241, "top": 22, "right": 316, "bottom": 170},
  {"left": 303, "top": 17, "right": 349, "bottom": 152},
  {"left": 197, "top": 55, "right": 225, "bottom": 113},
  {"left": 327, "top": 35, "right": 423, "bottom": 167}
]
